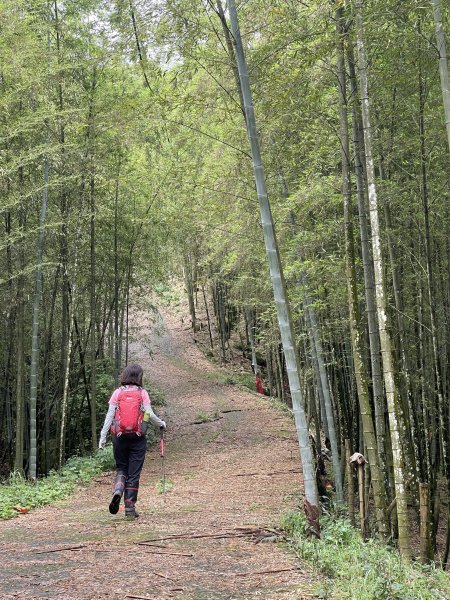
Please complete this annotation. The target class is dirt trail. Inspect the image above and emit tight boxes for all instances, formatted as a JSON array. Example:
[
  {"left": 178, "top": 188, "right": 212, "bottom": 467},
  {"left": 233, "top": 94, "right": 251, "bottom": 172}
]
[{"left": 0, "top": 306, "right": 316, "bottom": 600}]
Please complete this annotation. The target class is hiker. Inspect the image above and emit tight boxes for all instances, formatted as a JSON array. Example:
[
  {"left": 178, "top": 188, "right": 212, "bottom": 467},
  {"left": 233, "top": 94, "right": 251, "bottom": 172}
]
[{"left": 98, "top": 364, "right": 166, "bottom": 518}]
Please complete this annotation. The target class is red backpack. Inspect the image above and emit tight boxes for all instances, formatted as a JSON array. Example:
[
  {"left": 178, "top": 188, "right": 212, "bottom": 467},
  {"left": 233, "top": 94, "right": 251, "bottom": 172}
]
[{"left": 111, "top": 387, "right": 144, "bottom": 436}]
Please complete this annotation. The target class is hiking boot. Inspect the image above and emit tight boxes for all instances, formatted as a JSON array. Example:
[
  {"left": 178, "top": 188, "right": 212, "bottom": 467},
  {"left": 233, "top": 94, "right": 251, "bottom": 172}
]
[
  {"left": 124, "top": 485, "right": 139, "bottom": 519},
  {"left": 109, "top": 472, "right": 126, "bottom": 514},
  {"left": 109, "top": 492, "right": 121, "bottom": 515}
]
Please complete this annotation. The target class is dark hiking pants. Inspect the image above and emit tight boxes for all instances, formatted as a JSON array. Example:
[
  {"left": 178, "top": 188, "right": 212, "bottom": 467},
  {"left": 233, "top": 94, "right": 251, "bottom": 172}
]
[{"left": 113, "top": 434, "right": 147, "bottom": 509}]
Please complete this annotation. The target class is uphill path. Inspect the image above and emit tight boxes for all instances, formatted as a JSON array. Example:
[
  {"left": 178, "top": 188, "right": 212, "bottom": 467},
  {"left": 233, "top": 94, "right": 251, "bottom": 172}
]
[{"left": 0, "top": 305, "right": 317, "bottom": 600}]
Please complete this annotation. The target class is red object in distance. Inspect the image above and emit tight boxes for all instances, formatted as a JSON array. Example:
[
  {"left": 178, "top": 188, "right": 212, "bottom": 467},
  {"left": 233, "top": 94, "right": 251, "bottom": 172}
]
[
  {"left": 255, "top": 375, "right": 264, "bottom": 395},
  {"left": 14, "top": 507, "right": 30, "bottom": 514}
]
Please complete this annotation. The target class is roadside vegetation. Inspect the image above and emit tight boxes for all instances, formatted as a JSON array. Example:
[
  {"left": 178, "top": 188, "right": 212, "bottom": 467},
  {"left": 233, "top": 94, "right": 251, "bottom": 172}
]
[
  {"left": 281, "top": 511, "right": 450, "bottom": 600},
  {"left": 0, "top": 377, "right": 166, "bottom": 521},
  {"left": 0, "top": 448, "right": 115, "bottom": 520}
]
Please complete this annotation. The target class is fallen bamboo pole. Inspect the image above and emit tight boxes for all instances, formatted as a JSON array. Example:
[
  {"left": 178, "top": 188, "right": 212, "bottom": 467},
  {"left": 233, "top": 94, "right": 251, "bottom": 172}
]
[{"left": 34, "top": 545, "right": 86, "bottom": 554}]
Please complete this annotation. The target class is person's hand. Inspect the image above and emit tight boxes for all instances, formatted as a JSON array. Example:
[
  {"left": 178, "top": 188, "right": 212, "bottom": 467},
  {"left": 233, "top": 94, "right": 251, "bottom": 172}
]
[
  {"left": 99, "top": 439, "right": 106, "bottom": 449},
  {"left": 160, "top": 421, "right": 167, "bottom": 431}
]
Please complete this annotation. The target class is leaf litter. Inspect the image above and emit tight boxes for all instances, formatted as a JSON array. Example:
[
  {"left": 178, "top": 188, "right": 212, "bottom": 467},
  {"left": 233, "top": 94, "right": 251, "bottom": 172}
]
[{"left": 0, "top": 303, "right": 317, "bottom": 599}]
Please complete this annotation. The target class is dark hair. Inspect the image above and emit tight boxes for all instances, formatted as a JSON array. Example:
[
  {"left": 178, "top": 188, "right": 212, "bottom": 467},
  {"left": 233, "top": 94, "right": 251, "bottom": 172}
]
[{"left": 120, "top": 364, "right": 143, "bottom": 387}]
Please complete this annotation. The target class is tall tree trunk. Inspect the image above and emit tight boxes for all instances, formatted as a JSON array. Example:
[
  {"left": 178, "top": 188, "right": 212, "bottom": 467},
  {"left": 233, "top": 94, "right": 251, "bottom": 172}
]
[
  {"left": 304, "top": 285, "right": 343, "bottom": 502},
  {"left": 114, "top": 157, "right": 121, "bottom": 383},
  {"left": 419, "top": 30, "right": 448, "bottom": 479},
  {"left": 418, "top": 28, "right": 449, "bottom": 561},
  {"left": 246, "top": 308, "right": 258, "bottom": 373},
  {"left": 355, "top": 0, "right": 410, "bottom": 558},
  {"left": 338, "top": 8, "right": 388, "bottom": 537},
  {"left": 42, "top": 266, "right": 60, "bottom": 473},
  {"left": 275, "top": 345, "right": 286, "bottom": 404},
  {"left": 301, "top": 334, "right": 321, "bottom": 458},
  {"left": 28, "top": 154, "right": 49, "bottom": 479},
  {"left": 274, "top": 137, "right": 343, "bottom": 501},
  {"left": 372, "top": 91, "right": 420, "bottom": 490},
  {"left": 4, "top": 206, "right": 15, "bottom": 464},
  {"left": 14, "top": 284, "right": 25, "bottom": 474},
  {"left": 431, "top": 0, "right": 450, "bottom": 151},
  {"left": 215, "top": 0, "right": 245, "bottom": 117},
  {"left": 128, "top": 0, "right": 152, "bottom": 91},
  {"left": 202, "top": 284, "right": 214, "bottom": 351},
  {"left": 228, "top": 0, "right": 319, "bottom": 525},
  {"left": 382, "top": 189, "right": 420, "bottom": 485},
  {"left": 216, "top": 282, "right": 228, "bottom": 363},
  {"left": 307, "top": 315, "right": 329, "bottom": 439},
  {"left": 59, "top": 306, "right": 74, "bottom": 469},
  {"left": 265, "top": 344, "right": 274, "bottom": 397},
  {"left": 14, "top": 177, "right": 26, "bottom": 474},
  {"left": 55, "top": 0, "right": 69, "bottom": 414},
  {"left": 184, "top": 252, "right": 197, "bottom": 332},
  {"left": 346, "top": 43, "right": 388, "bottom": 484},
  {"left": 124, "top": 261, "right": 131, "bottom": 366},
  {"left": 90, "top": 167, "right": 97, "bottom": 449},
  {"left": 58, "top": 159, "right": 83, "bottom": 469}
]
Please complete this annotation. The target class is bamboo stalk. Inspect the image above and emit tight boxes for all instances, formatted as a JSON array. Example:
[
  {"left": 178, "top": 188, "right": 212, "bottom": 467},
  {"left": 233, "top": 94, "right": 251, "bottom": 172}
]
[
  {"left": 419, "top": 483, "right": 430, "bottom": 563},
  {"left": 357, "top": 463, "right": 366, "bottom": 539},
  {"left": 228, "top": 0, "right": 319, "bottom": 519},
  {"left": 345, "top": 440, "right": 355, "bottom": 526},
  {"left": 355, "top": 0, "right": 410, "bottom": 558}
]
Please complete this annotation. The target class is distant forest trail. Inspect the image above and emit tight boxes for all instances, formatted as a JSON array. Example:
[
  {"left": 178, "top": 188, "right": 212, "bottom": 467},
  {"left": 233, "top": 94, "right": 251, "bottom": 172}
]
[{"left": 0, "top": 304, "right": 316, "bottom": 600}]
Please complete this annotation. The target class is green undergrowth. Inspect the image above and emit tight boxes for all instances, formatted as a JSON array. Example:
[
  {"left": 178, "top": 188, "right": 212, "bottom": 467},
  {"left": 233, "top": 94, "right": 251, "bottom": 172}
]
[
  {"left": 0, "top": 447, "right": 115, "bottom": 520},
  {"left": 156, "top": 477, "right": 174, "bottom": 494},
  {"left": 153, "top": 282, "right": 182, "bottom": 306},
  {"left": 204, "top": 364, "right": 296, "bottom": 420},
  {"left": 281, "top": 511, "right": 450, "bottom": 600},
  {"left": 146, "top": 382, "right": 166, "bottom": 407},
  {"left": 265, "top": 395, "right": 293, "bottom": 418},
  {"left": 194, "top": 410, "right": 221, "bottom": 423},
  {"left": 206, "top": 369, "right": 257, "bottom": 392}
]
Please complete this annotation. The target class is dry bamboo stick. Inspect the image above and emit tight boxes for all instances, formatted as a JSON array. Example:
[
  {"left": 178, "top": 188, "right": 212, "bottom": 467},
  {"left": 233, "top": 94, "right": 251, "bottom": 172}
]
[
  {"left": 34, "top": 545, "right": 85, "bottom": 554},
  {"left": 138, "top": 548, "right": 194, "bottom": 557},
  {"left": 233, "top": 567, "right": 300, "bottom": 577},
  {"left": 139, "top": 531, "right": 247, "bottom": 543},
  {"left": 232, "top": 468, "right": 301, "bottom": 477},
  {"left": 153, "top": 572, "right": 176, "bottom": 581}
]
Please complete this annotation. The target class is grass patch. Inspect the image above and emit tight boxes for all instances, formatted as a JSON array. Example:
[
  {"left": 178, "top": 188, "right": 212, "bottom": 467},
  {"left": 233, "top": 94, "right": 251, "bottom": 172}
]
[
  {"left": 146, "top": 382, "right": 166, "bottom": 407},
  {"left": 232, "top": 371, "right": 258, "bottom": 390},
  {"left": 281, "top": 511, "right": 450, "bottom": 599},
  {"left": 0, "top": 447, "right": 115, "bottom": 520},
  {"left": 265, "top": 396, "right": 293, "bottom": 418},
  {"left": 194, "top": 410, "right": 221, "bottom": 424},
  {"left": 206, "top": 369, "right": 257, "bottom": 392},
  {"left": 156, "top": 477, "right": 174, "bottom": 494},
  {"left": 153, "top": 282, "right": 182, "bottom": 306}
]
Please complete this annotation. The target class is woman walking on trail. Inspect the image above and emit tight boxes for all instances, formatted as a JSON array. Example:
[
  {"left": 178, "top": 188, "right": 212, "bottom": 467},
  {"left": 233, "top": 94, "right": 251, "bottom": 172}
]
[{"left": 99, "top": 364, "right": 166, "bottom": 519}]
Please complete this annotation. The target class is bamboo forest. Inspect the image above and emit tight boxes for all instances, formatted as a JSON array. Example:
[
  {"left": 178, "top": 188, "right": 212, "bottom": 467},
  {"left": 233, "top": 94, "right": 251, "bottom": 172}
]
[{"left": 0, "top": 0, "right": 449, "bottom": 598}]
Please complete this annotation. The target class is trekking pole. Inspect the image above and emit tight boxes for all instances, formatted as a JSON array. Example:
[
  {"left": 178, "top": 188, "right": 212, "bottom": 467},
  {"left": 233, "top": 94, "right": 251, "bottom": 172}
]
[{"left": 159, "top": 426, "right": 166, "bottom": 501}]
